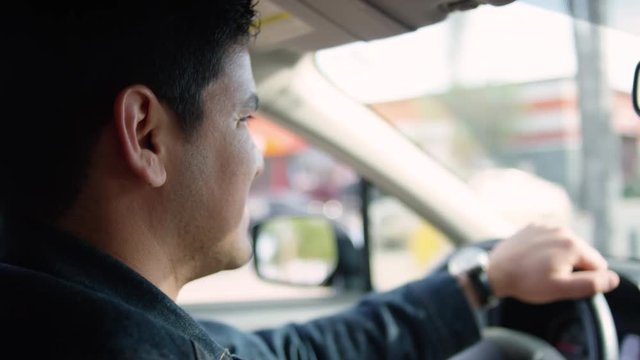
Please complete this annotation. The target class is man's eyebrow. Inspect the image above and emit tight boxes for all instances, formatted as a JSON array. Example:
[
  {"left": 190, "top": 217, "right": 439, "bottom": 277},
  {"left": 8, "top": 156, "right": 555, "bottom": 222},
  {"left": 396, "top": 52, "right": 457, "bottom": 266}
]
[{"left": 245, "top": 93, "right": 260, "bottom": 112}]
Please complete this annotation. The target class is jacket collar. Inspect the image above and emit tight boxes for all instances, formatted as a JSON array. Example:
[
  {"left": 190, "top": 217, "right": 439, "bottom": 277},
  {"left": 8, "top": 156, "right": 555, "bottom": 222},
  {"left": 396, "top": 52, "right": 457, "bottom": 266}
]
[{"left": 3, "top": 218, "right": 231, "bottom": 359}]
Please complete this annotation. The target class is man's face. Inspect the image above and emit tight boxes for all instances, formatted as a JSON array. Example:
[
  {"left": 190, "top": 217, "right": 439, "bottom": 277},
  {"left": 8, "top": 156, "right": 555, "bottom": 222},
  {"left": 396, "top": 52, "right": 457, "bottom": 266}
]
[{"left": 167, "top": 46, "right": 263, "bottom": 279}]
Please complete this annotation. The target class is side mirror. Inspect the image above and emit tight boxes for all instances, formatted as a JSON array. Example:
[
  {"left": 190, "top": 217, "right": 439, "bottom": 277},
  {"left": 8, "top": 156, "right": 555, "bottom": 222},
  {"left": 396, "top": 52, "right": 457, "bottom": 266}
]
[
  {"left": 252, "top": 216, "right": 339, "bottom": 286},
  {"left": 634, "top": 61, "right": 640, "bottom": 116}
]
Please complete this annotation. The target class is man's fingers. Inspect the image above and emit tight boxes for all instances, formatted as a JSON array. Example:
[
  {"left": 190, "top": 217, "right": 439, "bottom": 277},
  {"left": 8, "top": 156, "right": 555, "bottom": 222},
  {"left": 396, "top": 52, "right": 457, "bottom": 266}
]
[
  {"left": 554, "top": 270, "right": 620, "bottom": 299},
  {"left": 573, "top": 238, "right": 608, "bottom": 271}
]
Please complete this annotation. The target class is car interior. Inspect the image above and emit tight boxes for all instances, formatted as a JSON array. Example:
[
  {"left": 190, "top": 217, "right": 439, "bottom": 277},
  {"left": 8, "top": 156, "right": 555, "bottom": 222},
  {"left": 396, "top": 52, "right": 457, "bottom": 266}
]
[
  {"left": 3, "top": 0, "right": 640, "bottom": 359},
  {"left": 181, "top": 0, "right": 640, "bottom": 359}
]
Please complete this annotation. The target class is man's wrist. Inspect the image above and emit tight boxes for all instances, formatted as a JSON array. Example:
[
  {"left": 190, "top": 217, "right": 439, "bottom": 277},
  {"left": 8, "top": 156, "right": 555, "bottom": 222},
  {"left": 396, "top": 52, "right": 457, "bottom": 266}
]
[
  {"left": 448, "top": 247, "right": 499, "bottom": 310},
  {"left": 469, "top": 265, "right": 499, "bottom": 308},
  {"left": 457, "top": 272, "right": 498, "bottom": 308},
  {"left": 456, "top": 273, "right": 482, "bottom": 310}
]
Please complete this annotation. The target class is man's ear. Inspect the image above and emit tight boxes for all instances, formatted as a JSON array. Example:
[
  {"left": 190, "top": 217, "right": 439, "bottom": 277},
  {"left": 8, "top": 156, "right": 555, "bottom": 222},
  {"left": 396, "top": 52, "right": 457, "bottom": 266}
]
[{"left": 113, "top": 85, "right": 168, "bottom": 187}]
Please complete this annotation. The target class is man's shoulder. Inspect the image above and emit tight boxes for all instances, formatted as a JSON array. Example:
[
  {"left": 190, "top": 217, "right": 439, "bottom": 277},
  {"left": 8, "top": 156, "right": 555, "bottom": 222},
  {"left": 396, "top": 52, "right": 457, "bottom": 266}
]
[{"left": 0, "top": 262, "right": 202, "bottom": 359}]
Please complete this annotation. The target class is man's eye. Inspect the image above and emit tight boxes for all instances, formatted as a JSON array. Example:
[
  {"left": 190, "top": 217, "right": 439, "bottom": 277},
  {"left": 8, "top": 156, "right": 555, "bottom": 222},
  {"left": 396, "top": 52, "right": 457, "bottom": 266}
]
[{"left": 239, "top": 115, "right": 255, "bottom": 123}]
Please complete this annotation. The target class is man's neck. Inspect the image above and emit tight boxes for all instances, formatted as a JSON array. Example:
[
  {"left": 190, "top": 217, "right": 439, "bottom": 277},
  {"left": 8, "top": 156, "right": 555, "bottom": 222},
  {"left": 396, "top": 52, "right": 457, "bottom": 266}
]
[{"left": 56, "top": 196, "right": 184, "bottom": 301}]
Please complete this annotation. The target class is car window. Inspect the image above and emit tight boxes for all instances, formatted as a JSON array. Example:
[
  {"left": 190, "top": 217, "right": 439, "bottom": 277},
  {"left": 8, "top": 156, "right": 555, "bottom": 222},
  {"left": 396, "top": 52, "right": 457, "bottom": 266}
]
[
  {"left": 316, "top": 2, "right": 640, "bottom": 261},
  {"left": 368, "top": 188, "right": 453, "bottom": 291},
  {"left": 178, "top": 116, "right": 362, "bottom": 304}
]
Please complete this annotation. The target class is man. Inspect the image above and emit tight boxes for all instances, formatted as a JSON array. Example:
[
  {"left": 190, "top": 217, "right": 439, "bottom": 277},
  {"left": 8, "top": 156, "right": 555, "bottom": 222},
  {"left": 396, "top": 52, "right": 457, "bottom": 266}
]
[{"left": 0, "top": 1, "right": 619, "bottom": 359}]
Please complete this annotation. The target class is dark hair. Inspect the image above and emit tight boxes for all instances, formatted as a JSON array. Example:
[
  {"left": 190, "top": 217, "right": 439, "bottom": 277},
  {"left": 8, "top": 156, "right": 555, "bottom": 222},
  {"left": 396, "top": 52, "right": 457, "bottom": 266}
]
[{"left": 0, "top": 1, "right": 257, "bottom": 221}]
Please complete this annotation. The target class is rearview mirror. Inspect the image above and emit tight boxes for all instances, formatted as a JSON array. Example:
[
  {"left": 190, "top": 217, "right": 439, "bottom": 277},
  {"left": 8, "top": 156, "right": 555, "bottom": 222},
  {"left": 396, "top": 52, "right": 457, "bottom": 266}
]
[
  {"left": 634, "top": 61, "right": 640, "bottom": 116},
  {"left": 252, "top": 216, "right": 338, "bottom": 286}
]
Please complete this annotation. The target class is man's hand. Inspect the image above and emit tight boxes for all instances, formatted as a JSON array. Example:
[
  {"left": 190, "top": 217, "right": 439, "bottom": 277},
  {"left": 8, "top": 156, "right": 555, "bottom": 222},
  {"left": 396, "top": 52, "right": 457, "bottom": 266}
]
[{"left": 487, "top": 224, "right": 620, "bottom": 304}]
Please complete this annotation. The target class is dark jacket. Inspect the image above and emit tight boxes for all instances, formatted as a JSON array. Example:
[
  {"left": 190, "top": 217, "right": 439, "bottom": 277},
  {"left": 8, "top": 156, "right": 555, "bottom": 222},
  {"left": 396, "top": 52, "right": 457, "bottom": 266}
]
[{"left": 0, "top": 221, "right": 480, "bottom": 359}]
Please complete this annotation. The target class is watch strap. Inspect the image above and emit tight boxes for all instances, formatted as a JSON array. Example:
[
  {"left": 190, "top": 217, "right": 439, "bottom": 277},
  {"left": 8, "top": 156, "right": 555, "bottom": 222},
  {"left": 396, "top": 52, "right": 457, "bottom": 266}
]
[{"left": 467, "top": 265, "right": 498, "bottom": 309}]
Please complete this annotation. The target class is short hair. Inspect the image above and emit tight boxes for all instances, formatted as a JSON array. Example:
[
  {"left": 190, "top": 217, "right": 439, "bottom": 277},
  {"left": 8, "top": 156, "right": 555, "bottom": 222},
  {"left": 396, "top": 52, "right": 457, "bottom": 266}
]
[{"left": 0, "top": 1, "right": 257, "bottom": 221}]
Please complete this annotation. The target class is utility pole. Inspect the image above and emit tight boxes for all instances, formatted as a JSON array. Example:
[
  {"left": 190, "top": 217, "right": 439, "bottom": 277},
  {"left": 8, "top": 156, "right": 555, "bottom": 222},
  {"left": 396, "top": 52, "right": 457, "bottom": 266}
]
[
  {"left": 570, "top": 0, "right": 619, "bottom": 254},
  {"left": 448, "top": 12, "right": 465, "bottom": 87}
]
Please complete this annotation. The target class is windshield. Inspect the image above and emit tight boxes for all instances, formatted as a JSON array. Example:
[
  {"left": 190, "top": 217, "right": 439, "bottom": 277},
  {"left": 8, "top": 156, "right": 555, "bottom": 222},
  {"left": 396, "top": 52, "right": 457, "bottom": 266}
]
[{"left": 316, "top": 2, "right": 640, "bottom": 261}]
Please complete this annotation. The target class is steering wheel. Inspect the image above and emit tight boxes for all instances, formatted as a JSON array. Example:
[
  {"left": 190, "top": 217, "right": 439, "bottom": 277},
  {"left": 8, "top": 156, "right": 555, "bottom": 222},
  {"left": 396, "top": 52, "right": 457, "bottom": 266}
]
[{"left": 437, "top": 240, "right": 619, "bottom": 360}]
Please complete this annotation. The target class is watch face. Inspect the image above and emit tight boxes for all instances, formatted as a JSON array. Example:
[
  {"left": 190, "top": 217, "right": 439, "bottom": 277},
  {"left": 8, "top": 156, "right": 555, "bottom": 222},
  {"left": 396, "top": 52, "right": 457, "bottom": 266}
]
[{"left": 447, "top": 246, "right": 489, "bottom": 276}]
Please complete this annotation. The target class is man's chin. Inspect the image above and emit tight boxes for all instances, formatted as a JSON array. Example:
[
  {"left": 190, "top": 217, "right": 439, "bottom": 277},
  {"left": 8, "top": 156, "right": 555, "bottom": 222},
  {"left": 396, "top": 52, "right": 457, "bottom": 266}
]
[{"left": 223, "top": 234, "right": 254, "bottom": 270}]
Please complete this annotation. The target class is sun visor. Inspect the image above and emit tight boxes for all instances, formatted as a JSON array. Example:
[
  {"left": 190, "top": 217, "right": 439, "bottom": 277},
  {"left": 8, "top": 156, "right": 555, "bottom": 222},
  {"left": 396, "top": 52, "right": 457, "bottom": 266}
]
[{"left": 252, "top": 0, "right": 517, "bottom": 53}]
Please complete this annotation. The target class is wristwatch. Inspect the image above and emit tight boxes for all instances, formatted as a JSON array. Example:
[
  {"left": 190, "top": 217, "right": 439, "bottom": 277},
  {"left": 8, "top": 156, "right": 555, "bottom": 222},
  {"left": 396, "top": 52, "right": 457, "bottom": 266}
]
[{"left": 447, "top": 247, "right": 498, "bottom": 309}]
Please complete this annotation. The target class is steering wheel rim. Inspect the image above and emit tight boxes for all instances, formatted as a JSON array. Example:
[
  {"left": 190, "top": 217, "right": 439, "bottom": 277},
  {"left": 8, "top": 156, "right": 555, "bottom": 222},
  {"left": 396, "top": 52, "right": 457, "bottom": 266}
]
[
  {"left": 576, "top": 294, "right": 619, "bottom": 360},
  {"left": 438, "top": 240, "right": 619, "bottom": 360}
]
